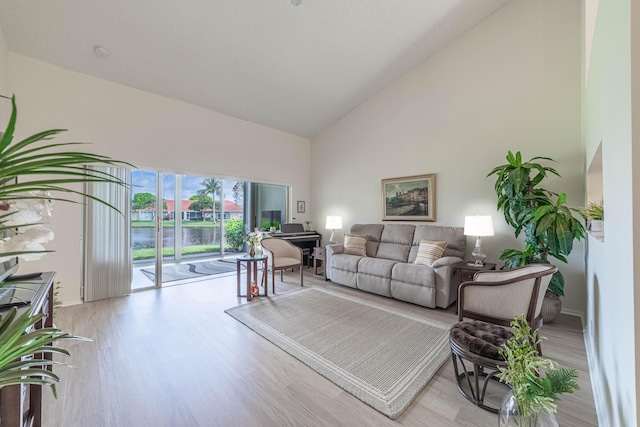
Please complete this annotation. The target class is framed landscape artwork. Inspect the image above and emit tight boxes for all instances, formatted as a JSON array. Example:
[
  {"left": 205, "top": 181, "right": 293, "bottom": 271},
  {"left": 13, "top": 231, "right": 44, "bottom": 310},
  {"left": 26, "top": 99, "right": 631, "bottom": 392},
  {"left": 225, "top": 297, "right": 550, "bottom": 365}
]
[{"left": 381, "top": 174, "right": 435, "bottom": 221}]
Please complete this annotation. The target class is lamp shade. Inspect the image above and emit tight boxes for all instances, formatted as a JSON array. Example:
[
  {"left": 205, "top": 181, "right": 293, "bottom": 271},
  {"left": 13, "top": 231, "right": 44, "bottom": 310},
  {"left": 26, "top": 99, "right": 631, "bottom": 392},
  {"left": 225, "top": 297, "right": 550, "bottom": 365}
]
[
  {"left": 464, "top": 215, "right": 494, "bottom": 236},
  {"left": 325, "top": 215, "right": 343, "bottom": 230}
]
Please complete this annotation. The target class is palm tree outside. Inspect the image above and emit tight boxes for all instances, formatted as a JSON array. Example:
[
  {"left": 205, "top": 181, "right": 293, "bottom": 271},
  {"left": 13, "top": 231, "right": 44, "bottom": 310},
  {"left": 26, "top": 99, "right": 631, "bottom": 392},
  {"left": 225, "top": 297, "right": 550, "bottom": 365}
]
[{"left": 197, "top": 178, "right": 221, "bottom": 223}]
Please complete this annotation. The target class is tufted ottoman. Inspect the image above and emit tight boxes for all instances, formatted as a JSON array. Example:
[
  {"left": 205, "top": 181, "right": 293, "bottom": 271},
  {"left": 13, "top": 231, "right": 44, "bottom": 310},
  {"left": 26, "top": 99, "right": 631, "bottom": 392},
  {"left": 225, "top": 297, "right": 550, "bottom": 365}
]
[{"left": 449, "top": 320, "right": 513, "bottom": 413}]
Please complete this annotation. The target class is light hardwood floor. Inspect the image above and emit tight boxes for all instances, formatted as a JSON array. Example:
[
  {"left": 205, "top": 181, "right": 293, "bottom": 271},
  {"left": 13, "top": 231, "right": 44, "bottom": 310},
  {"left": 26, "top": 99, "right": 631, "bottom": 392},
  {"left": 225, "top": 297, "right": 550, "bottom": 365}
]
[{"left": 44, "top": 269, "right": 598, "bottom": 427}]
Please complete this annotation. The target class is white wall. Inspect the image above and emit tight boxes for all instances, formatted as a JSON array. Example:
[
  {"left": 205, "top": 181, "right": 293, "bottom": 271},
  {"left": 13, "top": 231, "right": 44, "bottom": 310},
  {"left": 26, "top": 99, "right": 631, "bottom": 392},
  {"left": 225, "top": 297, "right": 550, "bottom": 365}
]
[
  {"left": 7, "top": 54, "right": 311, "bottom": 304},
  {"left": 583, "top": 0, "right": 639, "bottom": 424},
  {"left": 0, "top": 23, "right": 9, "bottom": 114},
  {"left": 311, "top": 0, "right": 585, "bottom": 314}
]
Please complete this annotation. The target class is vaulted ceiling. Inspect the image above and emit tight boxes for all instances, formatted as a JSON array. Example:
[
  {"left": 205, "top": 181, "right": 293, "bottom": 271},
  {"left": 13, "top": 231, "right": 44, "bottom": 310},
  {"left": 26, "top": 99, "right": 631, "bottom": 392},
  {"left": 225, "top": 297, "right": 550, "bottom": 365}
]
[{"left": 0, "top": 0, "right": 511, "bottom": 138}]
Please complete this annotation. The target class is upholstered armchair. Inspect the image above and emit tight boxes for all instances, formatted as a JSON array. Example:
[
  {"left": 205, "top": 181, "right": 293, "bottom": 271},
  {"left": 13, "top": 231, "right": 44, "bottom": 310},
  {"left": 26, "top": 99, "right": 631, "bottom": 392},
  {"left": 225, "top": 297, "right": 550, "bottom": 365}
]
[
  {"left": 260, "top": 238, "right": 304, "bottom": 293},
  {"left": 457, "top": 264, "right": 558, "bottom": 352}
]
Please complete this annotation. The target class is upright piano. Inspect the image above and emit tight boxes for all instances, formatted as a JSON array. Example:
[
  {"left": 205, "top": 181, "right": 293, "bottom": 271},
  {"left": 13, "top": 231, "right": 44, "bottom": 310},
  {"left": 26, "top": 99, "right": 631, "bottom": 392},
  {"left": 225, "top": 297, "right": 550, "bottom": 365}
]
[{"left": 267, "top": 223, "right": 321, "bottom": 265}]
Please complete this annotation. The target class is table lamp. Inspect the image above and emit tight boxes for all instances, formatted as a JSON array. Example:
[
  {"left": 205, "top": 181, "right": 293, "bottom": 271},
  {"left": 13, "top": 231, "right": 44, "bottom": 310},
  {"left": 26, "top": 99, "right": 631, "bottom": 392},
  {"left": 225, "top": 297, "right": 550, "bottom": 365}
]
[
  {"left": 464, "top": 215, "right": 494, "bottom": 266},
  {"left": 326, "top": 215, "right": 343, "bottom": 244}
]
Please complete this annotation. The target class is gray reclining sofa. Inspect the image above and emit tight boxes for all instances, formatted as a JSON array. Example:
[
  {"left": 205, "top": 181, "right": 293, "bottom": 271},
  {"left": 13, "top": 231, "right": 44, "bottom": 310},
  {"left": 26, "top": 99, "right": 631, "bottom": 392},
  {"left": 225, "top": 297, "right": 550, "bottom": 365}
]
[{"left": 325, "top": 223, "right": 466, "bottom": 309}]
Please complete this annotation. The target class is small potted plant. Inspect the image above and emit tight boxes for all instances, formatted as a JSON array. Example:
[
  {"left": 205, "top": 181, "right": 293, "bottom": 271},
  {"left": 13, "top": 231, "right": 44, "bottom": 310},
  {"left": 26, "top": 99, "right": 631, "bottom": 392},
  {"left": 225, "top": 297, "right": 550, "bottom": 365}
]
[
  {"left": 497, "top": 315, "right": 579, "bottom": 426},
  {"left": 581, "top": 200, "right": 604, "bottom": 233},
  {"left": 304, "top": 221, "right": 312, "bottom": 231}
]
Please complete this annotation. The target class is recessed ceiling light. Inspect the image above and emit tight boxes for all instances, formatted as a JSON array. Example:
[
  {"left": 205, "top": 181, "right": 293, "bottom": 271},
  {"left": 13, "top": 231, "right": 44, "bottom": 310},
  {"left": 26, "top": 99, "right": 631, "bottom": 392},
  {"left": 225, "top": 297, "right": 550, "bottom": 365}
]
[
  {"left": 291, "top": 0, "right": 301, "bottom": 5},
  {"left": 94, "top": 46, "right": 110, "bottom": 58}
]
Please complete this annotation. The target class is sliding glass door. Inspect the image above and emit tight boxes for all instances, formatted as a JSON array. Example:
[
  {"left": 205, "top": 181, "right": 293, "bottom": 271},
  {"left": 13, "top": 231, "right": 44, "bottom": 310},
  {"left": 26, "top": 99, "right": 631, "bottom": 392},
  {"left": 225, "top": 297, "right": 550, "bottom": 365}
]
[{"left": 131, "top": 170, "right": 251, "bottom": 289}]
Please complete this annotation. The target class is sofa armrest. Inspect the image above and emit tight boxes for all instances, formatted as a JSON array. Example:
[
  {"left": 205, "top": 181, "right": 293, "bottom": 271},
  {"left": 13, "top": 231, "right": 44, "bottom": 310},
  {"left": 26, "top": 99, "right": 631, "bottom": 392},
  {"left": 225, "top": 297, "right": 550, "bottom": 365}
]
[
  {"left": 432, "top": 256, "right": 464, "bottom": 308},
  {"left": 431, "top": 256, "right": 463, "bottom": 269},
  {"left": 325, "top": 244, "right": 344, "bottom": 281}
]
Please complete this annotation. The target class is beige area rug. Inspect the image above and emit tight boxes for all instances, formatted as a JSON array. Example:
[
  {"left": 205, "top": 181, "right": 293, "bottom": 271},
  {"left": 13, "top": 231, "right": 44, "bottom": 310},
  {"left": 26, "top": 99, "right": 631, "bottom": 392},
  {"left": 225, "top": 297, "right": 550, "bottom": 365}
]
[{"left": 225, "top": 286, "right": 451, "bottom": 419}]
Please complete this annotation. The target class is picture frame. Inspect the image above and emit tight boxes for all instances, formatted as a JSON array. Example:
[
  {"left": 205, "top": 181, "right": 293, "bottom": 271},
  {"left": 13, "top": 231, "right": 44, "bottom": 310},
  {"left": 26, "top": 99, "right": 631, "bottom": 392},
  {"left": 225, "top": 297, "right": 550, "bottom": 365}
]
[
  {"left": 381, "top": 174, "right": 435, "bottom": 221},
  {"left": 297, "top": 200, "right": 305, "bottom": 213}
]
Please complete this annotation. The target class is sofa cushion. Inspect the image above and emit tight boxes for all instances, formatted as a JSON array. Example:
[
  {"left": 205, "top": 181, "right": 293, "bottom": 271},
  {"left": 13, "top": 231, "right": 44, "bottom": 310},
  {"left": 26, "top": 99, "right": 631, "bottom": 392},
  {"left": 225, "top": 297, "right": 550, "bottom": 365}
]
[
  {"left": 357, "top": 257, "right": 397, "bottom": 278},
  {"left": 391, "top": 262, "right": 436, "bottom": 288},
  {"left": 331, "top": 253, "right": 363, "bottom": 271},
  {"left": 414, "top": 240, "right": 447, "bottom": 266},
  {"left": 409, "top": 225, "right": 465, "bottom": 262},
  {"left": 390, "top": 263, "right": 437, "bottom": 307},
  {"left": 350, "top": 224, "right": 384, "bottom": 257},
  {"left": 328, "top": 253, "right": 362, "bottom": 289},
  {"left": 376, "top": 224, "right": 415, "bottom": 262},
  {"left": 356, "top": 257, "right": 397, "bottom": 297},
  {"left": 344, "top": 234, "right": 367, "bottom": 256}
]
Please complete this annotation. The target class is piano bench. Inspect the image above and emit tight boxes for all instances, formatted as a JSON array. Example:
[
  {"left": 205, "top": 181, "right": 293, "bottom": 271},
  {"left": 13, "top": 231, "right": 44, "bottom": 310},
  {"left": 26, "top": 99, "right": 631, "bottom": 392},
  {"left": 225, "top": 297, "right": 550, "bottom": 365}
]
[{"left": 301, "top": 248, "right": 312, "bottom": 268}]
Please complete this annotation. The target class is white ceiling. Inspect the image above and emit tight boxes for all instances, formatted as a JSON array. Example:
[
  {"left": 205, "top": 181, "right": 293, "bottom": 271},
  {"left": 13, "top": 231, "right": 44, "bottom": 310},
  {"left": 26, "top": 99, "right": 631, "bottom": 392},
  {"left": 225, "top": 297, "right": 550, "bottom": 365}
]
[{"left": 0, "top": 0, "right": 511, "bottom": 138}]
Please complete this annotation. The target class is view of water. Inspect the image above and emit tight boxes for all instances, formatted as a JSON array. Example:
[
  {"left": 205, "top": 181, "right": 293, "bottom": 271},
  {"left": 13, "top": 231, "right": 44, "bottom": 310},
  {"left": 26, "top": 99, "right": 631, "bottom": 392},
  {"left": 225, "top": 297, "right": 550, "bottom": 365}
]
[{"left": 132, "top": 227, "right": 220, "bottom": 249}]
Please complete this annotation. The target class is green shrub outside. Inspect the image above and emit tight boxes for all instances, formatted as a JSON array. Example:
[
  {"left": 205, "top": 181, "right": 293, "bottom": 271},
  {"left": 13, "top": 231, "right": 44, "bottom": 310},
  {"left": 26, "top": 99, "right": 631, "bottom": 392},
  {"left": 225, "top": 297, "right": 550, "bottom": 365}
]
[{"left": 225, "top": 218, "right": 245, "bottom": 251}]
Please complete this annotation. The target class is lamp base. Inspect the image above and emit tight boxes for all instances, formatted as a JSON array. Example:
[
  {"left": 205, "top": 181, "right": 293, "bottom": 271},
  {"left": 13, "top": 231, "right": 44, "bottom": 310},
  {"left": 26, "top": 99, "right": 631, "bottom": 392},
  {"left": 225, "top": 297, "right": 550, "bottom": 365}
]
[
  {"left": 470, "top": 236, "right": 487, "bottom": 266},
  {"left": 329, "top": 229, "right": 337, "bottom": 244}
]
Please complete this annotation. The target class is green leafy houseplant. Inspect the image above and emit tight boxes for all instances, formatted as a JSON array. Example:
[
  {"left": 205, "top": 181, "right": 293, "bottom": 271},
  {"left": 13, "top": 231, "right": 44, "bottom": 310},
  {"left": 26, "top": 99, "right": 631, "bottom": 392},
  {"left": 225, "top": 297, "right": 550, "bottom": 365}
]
[
  {"left": 0, "top": 94, "right": 133, "bottom": 394},
  {"left": 0, "top": 306, "right": 89, "bottom": 395},
  {"left": 487, "top": 151, "right": 585, "bottom": 296},
  {"left": 497, "top": 315, "right": 579, "bottom": 423}
]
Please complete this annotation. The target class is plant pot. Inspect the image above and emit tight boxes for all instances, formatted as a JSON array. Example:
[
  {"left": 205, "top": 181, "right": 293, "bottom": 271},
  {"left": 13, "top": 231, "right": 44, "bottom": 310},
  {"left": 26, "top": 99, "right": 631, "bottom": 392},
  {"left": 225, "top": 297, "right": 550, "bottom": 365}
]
[
  {"left": 499, "top": 391, "right": 558, "bottom": 426},
  {"left": 589, "top": 220, "right": 604, "bottom": 233},
  {"left": 541, "top": 292, "right": 562, "bottom": 323}
]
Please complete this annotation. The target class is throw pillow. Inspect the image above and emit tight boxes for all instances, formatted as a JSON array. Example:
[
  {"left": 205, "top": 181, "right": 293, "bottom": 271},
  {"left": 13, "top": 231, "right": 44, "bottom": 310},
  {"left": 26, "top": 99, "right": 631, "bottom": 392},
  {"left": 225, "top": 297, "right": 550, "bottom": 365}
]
[
  {"left": 414, "top": 239, "right": 447, "bottom": 266},
  {"left": 344, "top": 234, "right": 367, "bottom": 256}
]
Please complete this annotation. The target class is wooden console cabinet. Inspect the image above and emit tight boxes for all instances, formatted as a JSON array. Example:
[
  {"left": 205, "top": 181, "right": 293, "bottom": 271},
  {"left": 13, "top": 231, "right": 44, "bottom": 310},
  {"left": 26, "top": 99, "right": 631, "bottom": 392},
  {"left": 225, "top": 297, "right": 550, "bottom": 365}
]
[{"left": 0, "top": 272, "right": 55, "bottom": 427}]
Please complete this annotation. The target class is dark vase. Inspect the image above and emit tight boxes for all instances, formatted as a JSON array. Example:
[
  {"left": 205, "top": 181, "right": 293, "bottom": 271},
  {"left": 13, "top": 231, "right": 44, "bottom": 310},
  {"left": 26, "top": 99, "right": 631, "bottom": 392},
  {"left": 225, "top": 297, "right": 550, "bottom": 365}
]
[{"left": 249, "top": 246, "right": 255, "bottom": 257}]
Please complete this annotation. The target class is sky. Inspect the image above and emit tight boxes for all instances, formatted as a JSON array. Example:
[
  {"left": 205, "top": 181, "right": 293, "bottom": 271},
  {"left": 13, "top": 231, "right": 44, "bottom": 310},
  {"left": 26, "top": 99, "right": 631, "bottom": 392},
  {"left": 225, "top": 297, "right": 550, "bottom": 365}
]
[{"left": 131, "top": 170, "right": 241, "bottom": 201}]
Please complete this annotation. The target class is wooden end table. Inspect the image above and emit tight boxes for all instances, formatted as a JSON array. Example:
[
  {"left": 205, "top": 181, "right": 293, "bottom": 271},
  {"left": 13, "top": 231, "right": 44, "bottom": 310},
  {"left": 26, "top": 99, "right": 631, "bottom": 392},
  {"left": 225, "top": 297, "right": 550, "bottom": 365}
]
[
  {"left": 313, "top": 246, "right": 327, "bottom": 280},
  {"left": 452, "top": 262, "right": 497, "bottom": 288},
  {"left": 236, "top": 254, "right": 268, "bottom": 301}
]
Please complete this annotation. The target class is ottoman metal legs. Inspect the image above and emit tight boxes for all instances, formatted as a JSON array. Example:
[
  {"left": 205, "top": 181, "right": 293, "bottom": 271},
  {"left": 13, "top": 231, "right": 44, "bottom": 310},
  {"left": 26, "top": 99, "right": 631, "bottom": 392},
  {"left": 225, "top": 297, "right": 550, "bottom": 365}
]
[{"left": 449, "top": 320, "right": 513, "bottom": 413}]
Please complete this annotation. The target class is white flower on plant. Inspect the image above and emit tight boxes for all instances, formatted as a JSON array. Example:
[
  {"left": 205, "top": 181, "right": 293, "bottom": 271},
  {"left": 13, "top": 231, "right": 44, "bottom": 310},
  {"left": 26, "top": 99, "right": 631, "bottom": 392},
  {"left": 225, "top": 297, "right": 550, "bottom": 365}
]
[
  {"left": 0, "top": 191, "right": 54, "bottom": 262},
  {"left": 245, "top": 231, "right": 263, "bottom": 247},
  {"left": 1, "top": 192, "right": 53, "bottom": 226},
  {"left": 0, "top": 224, "right": 54, "bottom": 262}
]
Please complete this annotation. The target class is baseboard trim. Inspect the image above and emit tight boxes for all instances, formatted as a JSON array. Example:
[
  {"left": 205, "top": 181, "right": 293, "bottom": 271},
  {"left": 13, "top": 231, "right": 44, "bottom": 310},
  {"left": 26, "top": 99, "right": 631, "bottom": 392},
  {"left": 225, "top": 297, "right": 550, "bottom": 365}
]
[
  {"left": 560, "top": 307, "right": 585, "bottom": 328},
  {"left": 584, "top": 329, "right": 608, "bottom": 427},
  {"left": 59, "top": 299, "right": 83, "bottom": 307}
]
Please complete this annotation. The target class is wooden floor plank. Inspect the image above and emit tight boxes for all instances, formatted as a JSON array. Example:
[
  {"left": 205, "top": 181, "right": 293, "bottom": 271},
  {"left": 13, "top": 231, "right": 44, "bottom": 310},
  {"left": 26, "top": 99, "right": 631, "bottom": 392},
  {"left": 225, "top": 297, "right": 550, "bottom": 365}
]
[{"left": 44, "top": 269, "right": 598, "bottom": 426}]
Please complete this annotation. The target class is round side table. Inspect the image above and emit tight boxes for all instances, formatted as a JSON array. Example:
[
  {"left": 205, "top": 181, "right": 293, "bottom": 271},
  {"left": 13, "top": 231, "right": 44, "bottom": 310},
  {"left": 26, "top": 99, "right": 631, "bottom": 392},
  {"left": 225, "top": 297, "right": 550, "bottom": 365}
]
[{"left": 236, "top": 254, "right": 268, "bottom": 301}]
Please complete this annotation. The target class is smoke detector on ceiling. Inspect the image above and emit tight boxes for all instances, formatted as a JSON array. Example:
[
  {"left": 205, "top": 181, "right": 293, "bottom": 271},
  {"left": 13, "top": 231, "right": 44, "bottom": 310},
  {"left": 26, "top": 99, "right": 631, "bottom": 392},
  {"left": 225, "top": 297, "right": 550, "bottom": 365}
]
[
  {"left": 291, "top": 0, "right": 301, "bottom": 5},
  {"left": 94, "top": 46, "right": 110, "bottom": 58}
]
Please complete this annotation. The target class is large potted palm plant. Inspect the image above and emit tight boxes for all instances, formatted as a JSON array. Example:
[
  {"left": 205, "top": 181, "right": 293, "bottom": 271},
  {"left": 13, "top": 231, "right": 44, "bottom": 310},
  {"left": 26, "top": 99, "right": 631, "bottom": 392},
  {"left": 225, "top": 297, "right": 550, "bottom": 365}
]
[
  {"left": 0, "top": 94, "right": 132, "bottom": 394},
  {"left": 487, "top": 151, "right": 585, "bottom": 322}
]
